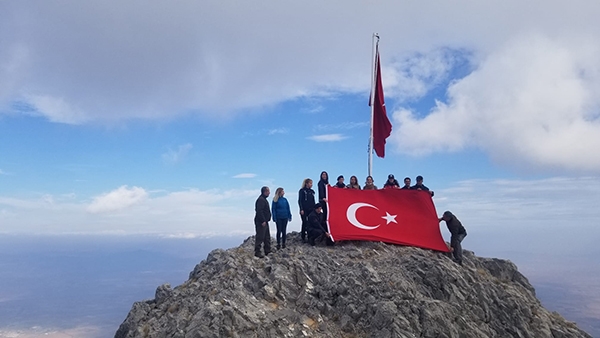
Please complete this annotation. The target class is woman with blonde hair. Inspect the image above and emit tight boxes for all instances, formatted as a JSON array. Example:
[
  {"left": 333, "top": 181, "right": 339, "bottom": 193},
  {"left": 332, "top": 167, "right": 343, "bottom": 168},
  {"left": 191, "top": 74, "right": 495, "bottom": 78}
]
[
  {"left": 272, "top": 187, "right": 292, "bottom": 249},
  {"left": 347, "top": 175, "right": 362, "bottom": 190},
  {"left": 298, "top": 178, "right": 316, "bottom": 243}
]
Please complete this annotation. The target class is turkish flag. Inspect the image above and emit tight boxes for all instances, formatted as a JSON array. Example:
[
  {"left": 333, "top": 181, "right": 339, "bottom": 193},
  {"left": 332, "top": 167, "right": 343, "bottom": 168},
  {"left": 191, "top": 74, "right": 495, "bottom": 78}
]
[
  {"left": 326, "top": 186, "right": 450, "bottom": 252},
  {"left": 369, "top": 48, "right": 392, "bottom": 158}
]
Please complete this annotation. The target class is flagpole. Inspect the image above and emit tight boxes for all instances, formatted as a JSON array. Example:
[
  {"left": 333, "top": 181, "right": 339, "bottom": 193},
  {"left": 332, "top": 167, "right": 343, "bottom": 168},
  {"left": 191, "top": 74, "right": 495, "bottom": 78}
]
[{"left": 368, "top": 33, "right": 379, "bottom": 177}]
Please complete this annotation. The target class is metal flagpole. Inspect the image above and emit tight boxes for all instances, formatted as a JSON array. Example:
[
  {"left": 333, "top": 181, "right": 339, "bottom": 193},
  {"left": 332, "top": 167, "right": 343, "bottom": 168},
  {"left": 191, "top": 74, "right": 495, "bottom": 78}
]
[{"left": 368, "top": 33, "right": 379, "bottom": 177}]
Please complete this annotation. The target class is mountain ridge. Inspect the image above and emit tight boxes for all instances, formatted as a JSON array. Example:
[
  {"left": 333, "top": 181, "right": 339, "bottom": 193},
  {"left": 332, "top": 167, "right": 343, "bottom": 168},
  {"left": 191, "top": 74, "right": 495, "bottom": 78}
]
[{"left": 115, "top": 232, "right": 591, "bottom": 337}]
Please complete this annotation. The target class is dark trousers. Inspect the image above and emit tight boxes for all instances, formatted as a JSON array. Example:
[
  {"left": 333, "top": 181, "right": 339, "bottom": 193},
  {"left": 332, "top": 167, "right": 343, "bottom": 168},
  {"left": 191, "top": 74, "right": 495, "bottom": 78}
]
[
  {"left": 307, "top": 228, "right": 325, "bottom": 245},
  {"left": 255, "top": 223, "right": 271, "bottom": 255},
  {"left": 451, "top": 232, "right": 467, "bottom": 262},
  {"left": 300, "top": 213, "right": 311, "bottom": 241},
  {"left": 275, "top": 219, "right": 288, "bottom": 246}
]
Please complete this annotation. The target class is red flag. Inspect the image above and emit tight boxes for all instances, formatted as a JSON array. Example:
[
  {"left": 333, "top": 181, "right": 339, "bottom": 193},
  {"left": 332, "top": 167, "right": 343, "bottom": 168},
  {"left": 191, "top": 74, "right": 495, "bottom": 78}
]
[
  {"left": 326, "top": 186, "right": 450, "bottom": 252},
  {"left": 370, "top": 49, "right": 392, "bottom": 158}
]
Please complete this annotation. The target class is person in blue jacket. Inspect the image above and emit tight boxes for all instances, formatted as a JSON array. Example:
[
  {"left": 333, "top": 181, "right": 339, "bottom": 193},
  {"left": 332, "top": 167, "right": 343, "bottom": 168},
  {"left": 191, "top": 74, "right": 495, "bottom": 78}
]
[{"left": 272, "top": 187, "right": 292, "bottom": 249}]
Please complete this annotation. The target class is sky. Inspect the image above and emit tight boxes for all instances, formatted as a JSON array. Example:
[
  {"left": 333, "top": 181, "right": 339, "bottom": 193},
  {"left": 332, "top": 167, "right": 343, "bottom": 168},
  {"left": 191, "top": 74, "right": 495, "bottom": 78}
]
[{"left": 1, "top": 1, "right": 600, "bottom": 240}]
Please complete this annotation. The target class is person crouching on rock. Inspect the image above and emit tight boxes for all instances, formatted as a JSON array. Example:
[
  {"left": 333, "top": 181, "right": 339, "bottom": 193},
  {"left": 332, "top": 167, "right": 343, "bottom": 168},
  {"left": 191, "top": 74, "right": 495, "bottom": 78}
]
[
  {"left": 439, "top": 211, "right": 467, "bottom": 265},
  {"left": 254, "top": 186, "right": 272, "bottom": 258},
  {"left": 307, "top": 203, "right": 331, "bottom": 246}
]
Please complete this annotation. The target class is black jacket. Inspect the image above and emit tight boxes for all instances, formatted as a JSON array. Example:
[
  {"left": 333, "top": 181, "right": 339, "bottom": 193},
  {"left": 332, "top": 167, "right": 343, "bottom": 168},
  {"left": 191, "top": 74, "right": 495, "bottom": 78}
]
[
  {"left": 307, "top": 210, "right": 327, "bottom": 232},
  {"left": 318, "top": 180, "right": 328, "bottom": 201},
  {"left": 444, "top": 215, "right": 466, "bottom": 236},
  {"left": 410, "top": 183, "right": 434, "bottom": 196},
  {"left": 254, "top": 195, "right": 271, "bottom": 226},
  {"left": 298, "top": 187, "right": 316, "bottom": 214}
]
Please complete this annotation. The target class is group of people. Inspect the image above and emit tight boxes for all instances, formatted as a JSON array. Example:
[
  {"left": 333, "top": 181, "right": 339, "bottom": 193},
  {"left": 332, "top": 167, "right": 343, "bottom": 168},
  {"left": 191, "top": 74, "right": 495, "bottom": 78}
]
[
  {"left": 333, "top": 173, "right": 434, "bottom": 197},
  {"left": 254, "top": 171, "right": 466, "bottom": 265}
]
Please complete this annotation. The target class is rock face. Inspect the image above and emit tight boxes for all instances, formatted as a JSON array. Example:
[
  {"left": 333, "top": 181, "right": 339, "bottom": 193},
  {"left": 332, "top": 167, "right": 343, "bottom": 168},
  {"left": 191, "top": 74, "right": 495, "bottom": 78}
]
[{"left": 115, "top": 233, "right": 591, "bottom": 338}]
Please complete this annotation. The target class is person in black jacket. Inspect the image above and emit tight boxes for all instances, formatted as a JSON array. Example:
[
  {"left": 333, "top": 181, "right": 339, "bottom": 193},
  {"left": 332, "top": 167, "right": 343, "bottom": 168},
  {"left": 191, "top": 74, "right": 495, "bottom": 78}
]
[
  {"left": 254, "top": 186, "right": 272, "bottom": 258},
  {"left": 439, "top": 211, "right": 467, "bottom": 265},
  {"left": 307, "top": 203, "right": 330, "bottom": 246},
  {"left": 401, "top": 177, "right": 411, "bottom": 189},
  {"left": 298, "top": 178, "right": 316, "bottom": 243},
  {"left": 334, "top": 175, "right": 346, "bottom": 188},
  {"left": 410, "top": 175, "right": 434, "bottom": 196},
  {"left": 317, "top": 171, "right": 334, "bottom": 246}
]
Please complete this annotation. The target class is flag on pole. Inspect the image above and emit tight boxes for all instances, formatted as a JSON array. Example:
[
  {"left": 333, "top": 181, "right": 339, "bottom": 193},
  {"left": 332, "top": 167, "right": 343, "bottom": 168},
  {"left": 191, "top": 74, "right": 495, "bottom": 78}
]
[
  {"left": 326, "top": 186, "right": 450, "bottom": 252},
  {"left": 370, "top": 48, "right": 392, "bottom": 158}
]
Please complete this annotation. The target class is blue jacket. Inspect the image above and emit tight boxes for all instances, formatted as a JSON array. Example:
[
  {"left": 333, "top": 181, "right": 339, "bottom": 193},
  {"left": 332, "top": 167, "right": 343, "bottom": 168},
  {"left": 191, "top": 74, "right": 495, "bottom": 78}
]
[{"left": 272, "top": 197, "right": 292, "bottom": 221}]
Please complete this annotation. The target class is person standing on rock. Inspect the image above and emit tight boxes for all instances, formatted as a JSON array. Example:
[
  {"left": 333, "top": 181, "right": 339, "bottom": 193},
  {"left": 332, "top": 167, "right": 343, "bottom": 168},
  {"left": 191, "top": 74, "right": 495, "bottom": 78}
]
[
  {"left": 298, "top": 178, "right": 316, "bottom": 243},
  {"left": 254, "top": 186, "right": 272, "bottom": 258},
  {"left": 307, "top": 203, "right": 331, "bottom": 246},
  {"left": 272, "top": 187, "right": 292, "bottom": 250},
  {"left": 439, "top": 211, "right": 467, "bottom": 265}
]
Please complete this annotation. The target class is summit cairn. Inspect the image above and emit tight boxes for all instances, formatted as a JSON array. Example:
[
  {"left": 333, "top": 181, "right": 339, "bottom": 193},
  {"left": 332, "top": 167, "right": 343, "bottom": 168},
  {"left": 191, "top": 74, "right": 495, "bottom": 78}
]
[{"left": 115, "top": 233, "right": 590, "bottom": 338}]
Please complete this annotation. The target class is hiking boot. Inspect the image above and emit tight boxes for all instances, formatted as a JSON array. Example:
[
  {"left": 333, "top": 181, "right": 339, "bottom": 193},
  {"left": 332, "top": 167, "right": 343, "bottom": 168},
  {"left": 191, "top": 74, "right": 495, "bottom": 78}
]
[
  {"left": 264, "top": 250, "right": 271, "bottom": 256},
  {"left": 254, "top": 252, "right": 264, "bottom": 258},
  {"left": 282, "top": 243, "right": 286, "bottom": 249},
  {"left": 276, "top": 244, "right": 281, "bottom": 250}
]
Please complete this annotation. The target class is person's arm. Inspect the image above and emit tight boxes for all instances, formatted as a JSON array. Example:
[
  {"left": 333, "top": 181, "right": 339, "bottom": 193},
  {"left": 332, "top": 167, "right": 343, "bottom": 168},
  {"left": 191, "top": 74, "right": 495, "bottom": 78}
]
[
  {"left": 271, "top": 201, "right": 277, "bottom": 221},
  {"left": 298, "top": 190, "right": 304, "bottom": 215}
]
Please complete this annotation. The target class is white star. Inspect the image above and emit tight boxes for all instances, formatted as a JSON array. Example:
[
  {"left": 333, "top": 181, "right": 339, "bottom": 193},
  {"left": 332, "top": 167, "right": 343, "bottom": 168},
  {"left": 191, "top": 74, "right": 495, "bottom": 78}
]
[{"left": 381, "top": 212, "right": 397, "bottom": 225}]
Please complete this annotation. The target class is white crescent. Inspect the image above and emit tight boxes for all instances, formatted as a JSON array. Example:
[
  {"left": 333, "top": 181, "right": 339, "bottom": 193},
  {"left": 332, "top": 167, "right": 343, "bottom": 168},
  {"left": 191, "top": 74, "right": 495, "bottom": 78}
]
[{"left": 346, "top": 202, "right": 380, "bottom": 230}]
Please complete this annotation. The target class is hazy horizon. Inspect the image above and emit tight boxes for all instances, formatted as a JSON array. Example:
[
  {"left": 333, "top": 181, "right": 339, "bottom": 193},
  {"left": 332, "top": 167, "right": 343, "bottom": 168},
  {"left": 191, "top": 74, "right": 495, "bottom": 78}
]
[{"left": 0, "top": 233, "right": 598, "bottom": 338}]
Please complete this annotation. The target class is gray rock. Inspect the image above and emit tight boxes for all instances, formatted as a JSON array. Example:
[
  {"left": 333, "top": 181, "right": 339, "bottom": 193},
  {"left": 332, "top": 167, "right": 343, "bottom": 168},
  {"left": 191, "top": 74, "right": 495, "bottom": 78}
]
[{"left": 115, "top": 232, "right": 591, "bottom": 338}]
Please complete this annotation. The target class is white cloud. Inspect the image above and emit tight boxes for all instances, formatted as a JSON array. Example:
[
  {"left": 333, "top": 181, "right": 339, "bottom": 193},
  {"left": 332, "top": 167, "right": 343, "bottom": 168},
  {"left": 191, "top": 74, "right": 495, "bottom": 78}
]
[
  {"left": 3, "top": 1, "right": 600, "bottom": 126},
  {"left": 162, "top": 143, "right": 193, "bottom": 164},
  {"left": 307, "top": 134, "right": 348, "bottom": 142},
  {"left": 0, "top": 169, "right": 8, "bottom": 175},
  {"left": 267, "top": 128, "right": 288, "bottom": 135},
  {"left": 87, "top": 186, "right": 148, "bottom": 213},
  {"left": 233, "top": 173, "right": 257, "bottom": 178},
  {"left": 391, "top": 34, "right": 600, "bottom": 173},
  {"left": 385, "top": 48, "right": 465, "bottom": 102},
  {"left": 315, "top": 121, "right": 369, "bottom": 131},
  {"left": 0, "top": 187, "right": 258, "bottom": 235},
  {"left": 1, "top": 177, "right": 598, "bottom": 242}
]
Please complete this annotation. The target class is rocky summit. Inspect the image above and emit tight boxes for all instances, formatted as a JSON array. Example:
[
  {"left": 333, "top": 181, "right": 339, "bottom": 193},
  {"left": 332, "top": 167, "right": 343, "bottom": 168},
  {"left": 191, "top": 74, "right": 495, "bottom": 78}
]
[{"left": 115, "top": 233, "right": 591, "bottom": 338}]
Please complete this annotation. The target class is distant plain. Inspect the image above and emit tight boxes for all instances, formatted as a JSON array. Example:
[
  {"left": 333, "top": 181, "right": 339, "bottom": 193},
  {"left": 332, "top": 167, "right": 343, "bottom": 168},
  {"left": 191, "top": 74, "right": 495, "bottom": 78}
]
[{"left": 0, "top": 233, "right": 598, "bottom": 338}]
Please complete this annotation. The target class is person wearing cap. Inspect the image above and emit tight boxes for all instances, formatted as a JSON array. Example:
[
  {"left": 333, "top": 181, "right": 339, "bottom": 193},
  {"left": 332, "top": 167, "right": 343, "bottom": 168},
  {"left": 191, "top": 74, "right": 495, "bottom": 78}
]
[
  {"left": 334, "top": 175, "right": 346, "bottom": 188},
  {"left": 401, "top": 177, "right": 411, "bottom": 189},
  {"left": 383, "top": 174, "right": 400, "bottom": 189},
  {"left": 254, "top": 186, "right": 272, "bottom": 258},
  {"left": 307, "top": 203, "right": 331, "bottom": 246},
  {"left": 439, "top": 211, "right": 467, "bottom": 265},
  {"left": 410, "top": 175, "right": 434, "bottom": 196}
]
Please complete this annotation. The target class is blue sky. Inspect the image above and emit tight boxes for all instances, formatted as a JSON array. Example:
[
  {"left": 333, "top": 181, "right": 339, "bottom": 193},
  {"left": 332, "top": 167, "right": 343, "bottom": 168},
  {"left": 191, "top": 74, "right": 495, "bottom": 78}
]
[{"left": 1, "top": 1, "right": 600, "bottom": 238}]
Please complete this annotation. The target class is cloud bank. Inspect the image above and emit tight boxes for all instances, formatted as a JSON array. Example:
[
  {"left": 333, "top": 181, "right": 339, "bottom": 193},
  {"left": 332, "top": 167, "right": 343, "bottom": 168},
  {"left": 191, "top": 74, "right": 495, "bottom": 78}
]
[
  {"left": 391, "top": 34, "right": 600, "bottom": 173},
  {"left": 87, "top": 186, "right": 148, "bottom": 213},
  {"left": 2, "top": 1, "right": 600, "bottom": 172}
]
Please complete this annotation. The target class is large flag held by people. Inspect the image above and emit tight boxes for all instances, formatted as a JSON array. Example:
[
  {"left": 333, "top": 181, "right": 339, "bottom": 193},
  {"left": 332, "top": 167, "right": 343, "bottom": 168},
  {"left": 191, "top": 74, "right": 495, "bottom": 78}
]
[
  {"left": 369, "top": 46, "right": 392, "bottom": 158},
  {"left": 326, "top": 186, "right": 450, "bottom": 252}
]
